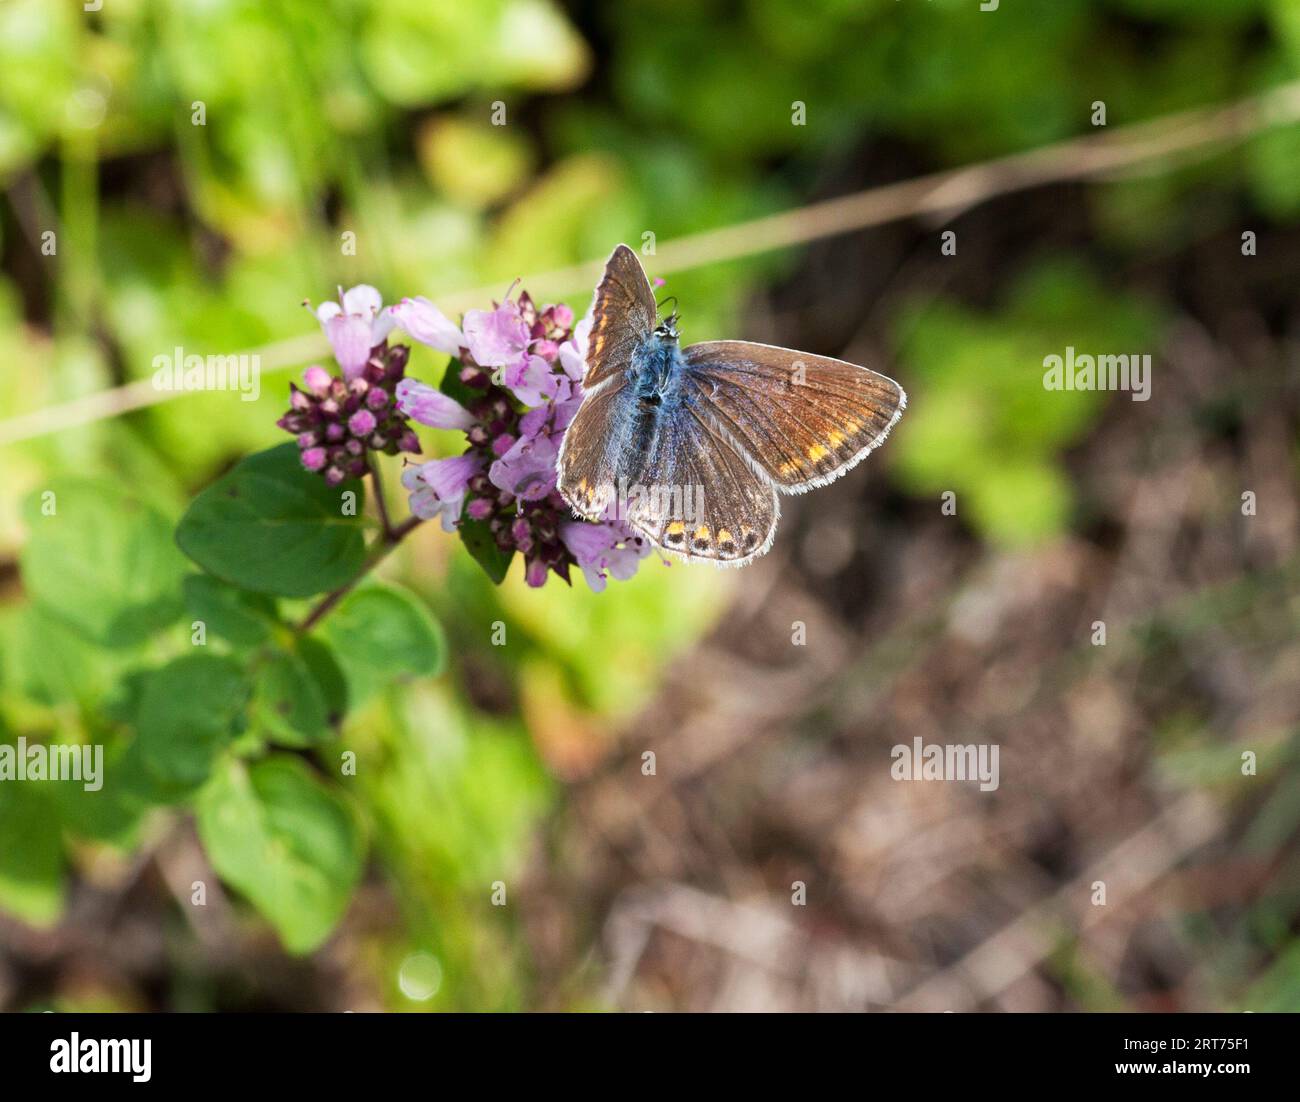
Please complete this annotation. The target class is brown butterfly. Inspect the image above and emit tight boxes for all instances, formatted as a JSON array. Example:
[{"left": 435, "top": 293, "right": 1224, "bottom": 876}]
[{"left": 557, "top": 245, "right": 906, "bottom": 565}]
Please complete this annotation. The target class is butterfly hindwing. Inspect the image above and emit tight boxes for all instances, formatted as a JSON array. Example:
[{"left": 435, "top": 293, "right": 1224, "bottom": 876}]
[
  {"left": 560, "top": 371, "right": 779, "bottom": 565},
  {"left": 583, "top": 243, "right": 658, "bottom": 389},
  {"left": 682, "top": 341, "right": 906, "bottom": 493},
  {"left": 626, "top": 403, "right": 779, "bottom": 566}
]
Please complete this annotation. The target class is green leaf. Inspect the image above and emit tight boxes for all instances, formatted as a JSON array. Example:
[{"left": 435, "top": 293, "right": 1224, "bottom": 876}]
[
  {"left": 458, "top": 517, "right": 514, "bottom": 586},
  {"left": 196, "top": 756, "right": 364, "bottom": 954},
  {"left": 318, "top": 583, "right": 446, "bottom": 704},
  {"left": 0, "top": 781, "right": 65, "bottom": 927},
  {"left": 52, "top": 744, "right": 146, "bottom": 848},
  {"left": 183, "top": 574, "right": 278, "bottom": 647},
  {"left": 297, "top": 636, "right": 349, "bottom": 724},
  {"left": 0, "top": 605, "right": 117, "bottom": 708},
  {"left": 251, "top": 649, "right": 330, "bottom": 748},
  {"left": 133, "top": 654, "right": 250, "bottom": 798},
  {"left": 20, "top": 480, "right": 186, "bottom": 647},
  {"left": 175, "top": 444, "right": 367, "bottom": 598}
]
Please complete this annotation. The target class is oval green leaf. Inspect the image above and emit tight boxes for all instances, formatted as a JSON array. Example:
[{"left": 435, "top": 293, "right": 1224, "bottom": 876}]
[
  {"left": 21, "top": 480, "right": 186, "bottom": 647},
  {"left": 175, "top": 444, "right": 367, "bottom": 598},
  {"left": 197, "top": 756, "right": 364, "bottom": 955},
  {"left": 318, "top": 583, "right": 446, "bottom": 704}
]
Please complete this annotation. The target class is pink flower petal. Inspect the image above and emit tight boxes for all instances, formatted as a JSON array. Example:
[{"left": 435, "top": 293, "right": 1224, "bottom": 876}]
[
  {"left": 395, "top": 378, "right": 476, "bottom": 431},
  {"left": 388, "top": 297, "right": 464, "bottom": 355},
  {"left": 326, "top": 314, "right": 374, "bottom": 379}
]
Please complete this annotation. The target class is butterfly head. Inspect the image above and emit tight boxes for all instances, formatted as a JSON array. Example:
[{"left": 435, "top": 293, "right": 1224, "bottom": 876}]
[{"left": 654, "top": 296, "right": 680, "bottom": 343}]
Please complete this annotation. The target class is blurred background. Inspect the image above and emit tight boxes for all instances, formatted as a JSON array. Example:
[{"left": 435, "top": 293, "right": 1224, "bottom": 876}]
[{"left": 1, "top": 0, "right": 1299, "bottom": 1012}]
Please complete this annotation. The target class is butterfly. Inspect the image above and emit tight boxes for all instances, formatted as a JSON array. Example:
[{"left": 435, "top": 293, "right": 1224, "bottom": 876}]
[{"left": 556, "top": 244, "right": 907, "bottom": 566}]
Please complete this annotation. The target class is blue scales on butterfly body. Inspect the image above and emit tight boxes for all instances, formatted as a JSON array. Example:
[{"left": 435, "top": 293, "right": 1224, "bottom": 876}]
[
  {"left": 629, "top": 329, "right": 686, "bottom": 405},
  {"left": 594, "top": 330, "right": 695, "bottom": 501}
]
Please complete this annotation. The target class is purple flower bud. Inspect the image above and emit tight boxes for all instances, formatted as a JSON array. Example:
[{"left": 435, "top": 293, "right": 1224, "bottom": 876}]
[
  {"left": 303, "top": 365, "right": 332, "bottom": 394},
  {"left": 398, "top": 430, "right": 421, "bottom": 453},
  {"left": 467, "top": 497, "right": 493, "bottom": 521},
  {"left": 325, "top": 422, "right": 345, "bottom": 442},
  {"left": 290, "top": 387, "right": 312, "bottom": 411},
  {"left": 551, "top": 304, "right": 574, "bottom": 329},
  {"left": 491, "top": 433, "right": 516, "bottom": 457},
  {"left": 348, "top": 409, "right": 377, "bottom": 436},
  {"left": 518, "top": 291, "right": 538, "bottom": 328},
  {"left": 511, "top": 517, "right": 534, "bottom": 553},
  {"left": 298, "top": 432, "right": 320, "bottom": 449},
  {"left": 532, "top": 339, "right": 560, "bottom": 362},
  {"left": 383, "top": 343, "right": 409, "bottom": 377},
  {"left": 468, "top": 424, "right": 491, "bottom": 447},
  {"left": 324, "top": 467, "right": 346, "bottom": 486},
  {"left": 345, "top": 438, "right": 364, "bottom": 456},
  {"left": 460, "top": 365, "right": 490, "bottom": 389},
  {"left": 525, "top": 558, "right": 549, "bottom": 588},
  {"left": 301, "top": 447, "right": 327, "bottom": 471},
  {"left": 366, "top": 386, "right": 388, "bottom": 410}
]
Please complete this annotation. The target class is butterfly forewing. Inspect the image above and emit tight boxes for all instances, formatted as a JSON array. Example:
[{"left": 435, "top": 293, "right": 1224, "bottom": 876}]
[
  {"left": 582, "top": 243, "right": 657, "bottom": 389},
  {"left": 682, "top": 341, "right": 906, "bottom": 493},
  {"left": 556, "top": 381, "right": 627, "bottom": 519}
]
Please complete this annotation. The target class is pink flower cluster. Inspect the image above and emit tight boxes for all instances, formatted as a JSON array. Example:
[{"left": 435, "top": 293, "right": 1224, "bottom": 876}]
[
  {"left": 276, "top": 309, "right": 419, "bottom": 485},
  {"left": 280, "top": 283, "right": 649, "bottom": 591}
]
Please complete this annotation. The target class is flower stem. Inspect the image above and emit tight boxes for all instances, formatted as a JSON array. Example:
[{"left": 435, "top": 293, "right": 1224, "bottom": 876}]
[
  {"left": 367, "top": 454, "right": 394, "bottom": 538},
  {"left": 295, "top": 505, "right": 422, "bottom": 636}
]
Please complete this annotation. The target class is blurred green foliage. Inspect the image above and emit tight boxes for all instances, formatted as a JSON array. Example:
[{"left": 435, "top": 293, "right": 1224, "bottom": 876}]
[{"left": 0, "top": 0, "right": 1297, "bottom": 1010}]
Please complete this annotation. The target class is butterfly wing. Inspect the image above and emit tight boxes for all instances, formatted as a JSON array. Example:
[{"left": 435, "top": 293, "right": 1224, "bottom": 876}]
[
  {"left": 582, "top": 243, "right": 658, "bottom": 390},
  {"left": 556, "top": 379, "right": 629, "bottom": 519},
  {"left": 559, "top": 373, "right": 779, "bottom": 564},
  {"left": 626, "top": 402, "right": 780, "bottom": 566},
  {"left": 558, "top": 244, "right": 657, "bottom": 513},
  {"left": 682, "top": 341, "right": 906, "bottom": 492}
]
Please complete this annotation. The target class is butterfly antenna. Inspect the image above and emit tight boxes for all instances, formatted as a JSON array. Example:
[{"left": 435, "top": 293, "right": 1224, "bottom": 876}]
[{"left": 657, "top": 294, "right": 678, "bottom": 317}]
